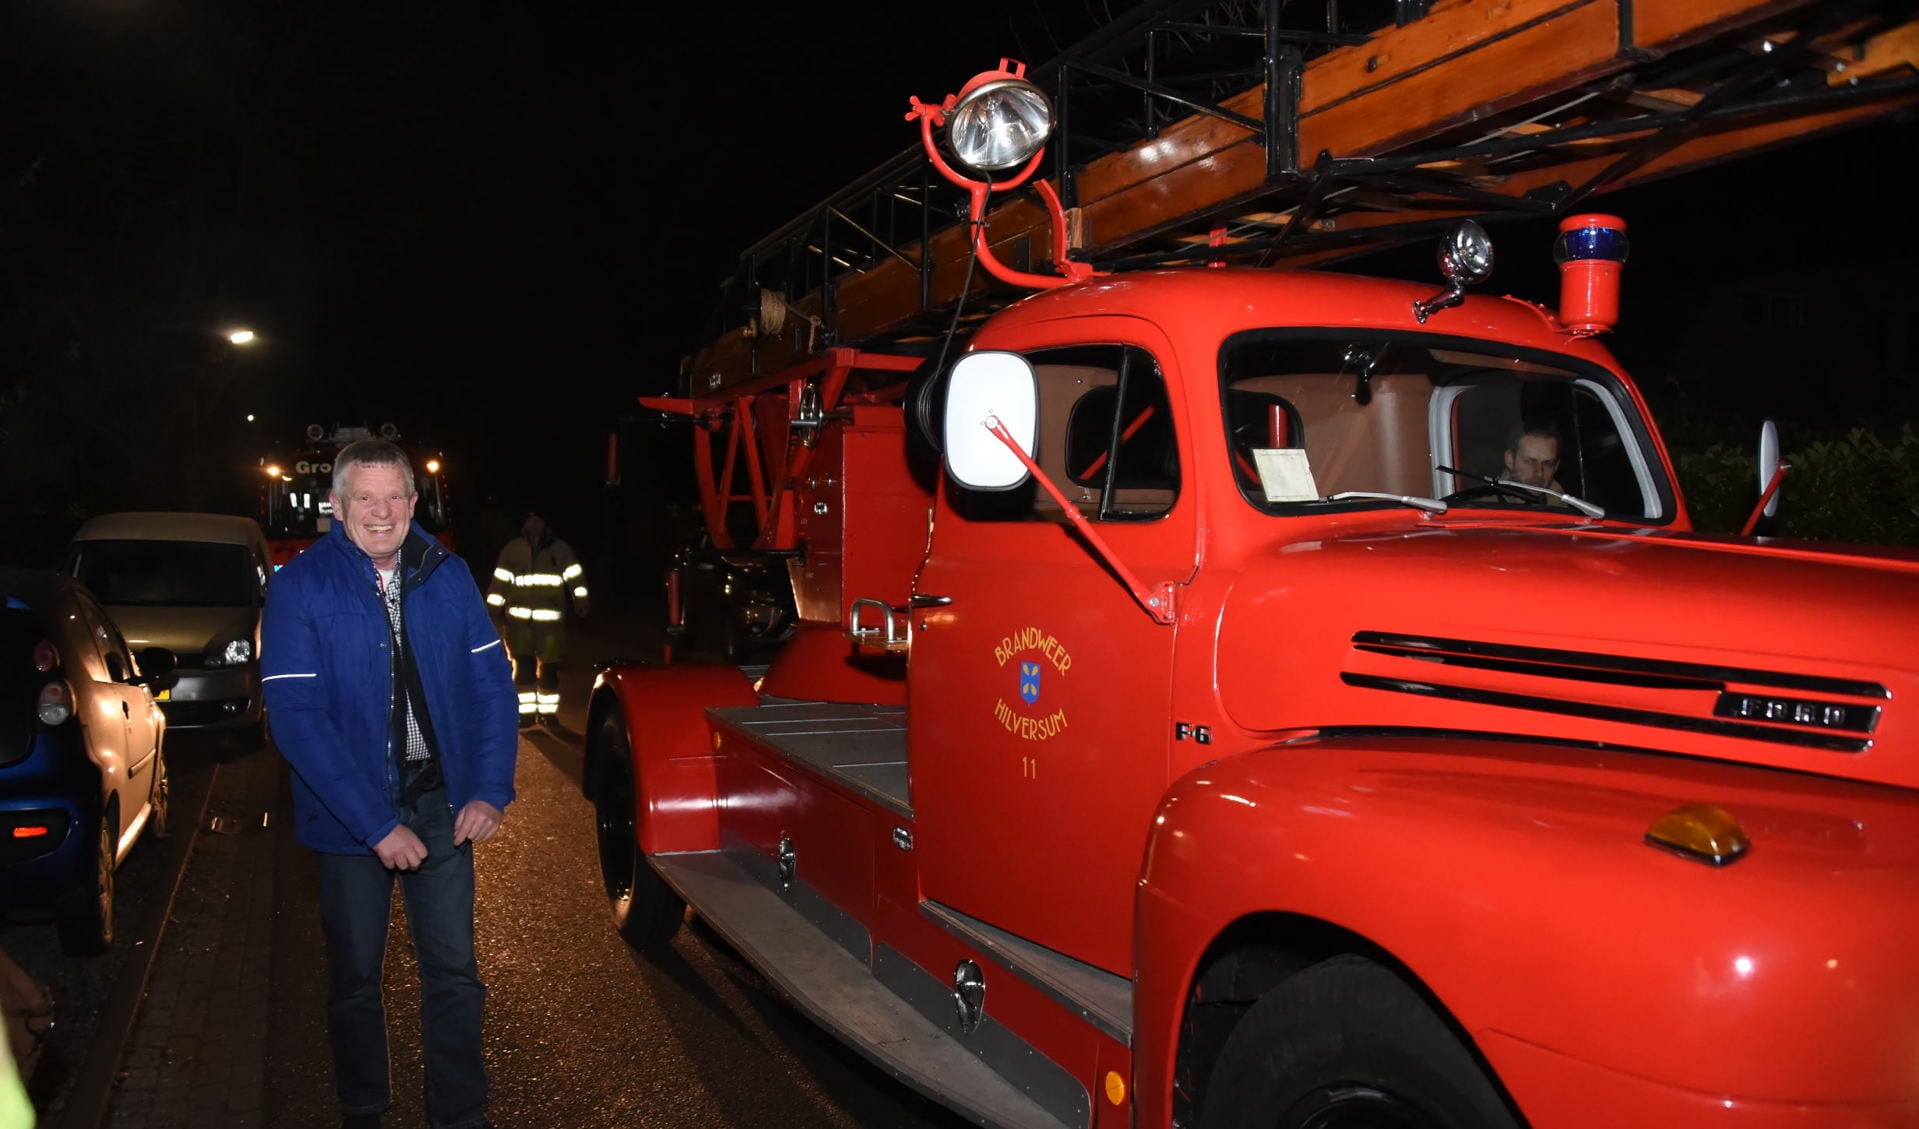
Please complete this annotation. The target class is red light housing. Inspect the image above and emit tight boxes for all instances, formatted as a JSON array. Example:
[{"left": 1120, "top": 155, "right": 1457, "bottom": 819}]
[
  {"left": 32, "top": 638, "right": 57, "bottom": 673},
  {"left": 1553, "top": 213, "right": 1629, "bottom": 336},
  {"left": 11, "top": 825, "right": 50, "bottom": 839},
  {"left": 37, "top": 680, "right": 74, "bottom": 726}
]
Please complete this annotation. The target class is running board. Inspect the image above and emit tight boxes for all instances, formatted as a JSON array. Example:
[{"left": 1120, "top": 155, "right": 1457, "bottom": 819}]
[{"left": 651, "top": 850, "right": 1083, "bottom": 1129}]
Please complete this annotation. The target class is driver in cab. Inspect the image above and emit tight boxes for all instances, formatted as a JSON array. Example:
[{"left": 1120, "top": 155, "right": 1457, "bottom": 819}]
[{"left": 1502, "top": 421, "right": 1562, "bottom": 491}]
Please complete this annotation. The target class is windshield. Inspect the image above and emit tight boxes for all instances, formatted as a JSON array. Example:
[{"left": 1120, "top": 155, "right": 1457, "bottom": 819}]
[
  {"left": 66, "top": 540, "right": 254, "bottom": 607},
  {"left": 1220, "top": 330, "right": 1669, "bottom": 521}
]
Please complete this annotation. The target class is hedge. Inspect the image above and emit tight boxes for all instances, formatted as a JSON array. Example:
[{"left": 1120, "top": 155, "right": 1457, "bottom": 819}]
[{"left": 1672, "top": 425, "right": 1919, "bottom": 546}]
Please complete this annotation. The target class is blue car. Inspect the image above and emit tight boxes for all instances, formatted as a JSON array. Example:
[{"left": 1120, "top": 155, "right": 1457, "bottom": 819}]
[{"left": 1, "top": 570, "right": 174, "bottom": 955}]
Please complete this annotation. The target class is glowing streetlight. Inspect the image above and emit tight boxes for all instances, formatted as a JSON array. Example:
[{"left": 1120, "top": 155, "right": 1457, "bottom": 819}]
[
  {"left": 245, "top": 413, "right": 256, "bottom": 422},
  {"left": 425, "top": 458, "right": 442, "bottom": 474},
  {"left": 228, "top": 329, "right": 257, "bottom": 345}
]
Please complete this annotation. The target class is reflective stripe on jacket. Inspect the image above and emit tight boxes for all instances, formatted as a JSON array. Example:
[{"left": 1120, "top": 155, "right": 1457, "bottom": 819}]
[{"left": 487, "top": 536, "right": 590, "bottom": 622}]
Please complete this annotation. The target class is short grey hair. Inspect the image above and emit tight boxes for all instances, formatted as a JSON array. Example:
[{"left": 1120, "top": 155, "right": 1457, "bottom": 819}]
[{"left": 332, "top": 439, "right": 417, "bottom": 496}]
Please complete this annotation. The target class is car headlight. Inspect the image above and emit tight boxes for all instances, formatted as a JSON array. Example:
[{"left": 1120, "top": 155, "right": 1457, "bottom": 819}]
[{"left": 205, "top": 638, "right": 253, "bottom": 667}]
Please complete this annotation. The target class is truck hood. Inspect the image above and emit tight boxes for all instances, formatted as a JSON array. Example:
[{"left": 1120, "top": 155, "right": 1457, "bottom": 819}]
[{"left": 1216, "top": 524, "right": 1919, "bottom": 792}]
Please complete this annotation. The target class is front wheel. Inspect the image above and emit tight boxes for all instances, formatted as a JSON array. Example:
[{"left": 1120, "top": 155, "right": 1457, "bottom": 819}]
[
  {"left": 591, "top": 714, "right": 685, "bottom": 951},
  {"left": 1200, "top": 955, "right": 1522, "bottom": 1129}
]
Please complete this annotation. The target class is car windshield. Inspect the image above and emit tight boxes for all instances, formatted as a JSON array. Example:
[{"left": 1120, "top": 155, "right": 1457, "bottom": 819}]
[
  {"left": 66, "top": 540, "right": 254, "bottom": 607},
  {"left": 1220, "top": 330, "right": 1670, "bottom": 521}
]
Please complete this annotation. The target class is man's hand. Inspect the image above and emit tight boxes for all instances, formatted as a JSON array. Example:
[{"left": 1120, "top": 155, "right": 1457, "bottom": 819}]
[
  {"left": 453, "top": 800, "right": 504, "bottom": 846},
  {"left": 373, "top": 824, "right": 428, "bottom": 870}
]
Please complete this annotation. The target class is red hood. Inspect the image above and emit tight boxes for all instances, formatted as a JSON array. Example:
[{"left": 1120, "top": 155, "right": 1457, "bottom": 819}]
[{"left": 1215, "top": 522, "right": 1919, "bottom": 791}]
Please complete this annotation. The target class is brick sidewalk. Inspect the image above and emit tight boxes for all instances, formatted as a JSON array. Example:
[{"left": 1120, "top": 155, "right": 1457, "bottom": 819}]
[{"left": 102, "top": 747, "right": 281, "bottom": 1129}]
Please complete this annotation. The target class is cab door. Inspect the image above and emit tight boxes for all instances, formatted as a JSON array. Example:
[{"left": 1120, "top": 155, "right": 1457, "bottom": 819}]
[{"left": 907, "top": 322, "right": 1196, "bottom": 976}]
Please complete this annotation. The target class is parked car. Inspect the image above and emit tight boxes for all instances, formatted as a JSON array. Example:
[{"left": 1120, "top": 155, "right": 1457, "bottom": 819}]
[
  {"left": 61, "top": 512, "right": 271, "bottom": 743},
  {"left": 1, "top": 569, "right": 174, "bottom": 954}
]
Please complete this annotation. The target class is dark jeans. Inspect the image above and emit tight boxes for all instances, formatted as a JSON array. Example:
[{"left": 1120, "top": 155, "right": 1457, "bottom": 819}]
[{"left": 314, "top": 789, "right": 488, "bottom": 1129}]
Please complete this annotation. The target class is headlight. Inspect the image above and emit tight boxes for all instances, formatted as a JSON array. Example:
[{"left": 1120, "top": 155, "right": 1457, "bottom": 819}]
[
  {"left": 947, "top": 77, "right": 1054, "bottom": 172},
  {"left": 206, "top": 638, "right": 253, "bottom": 667}
]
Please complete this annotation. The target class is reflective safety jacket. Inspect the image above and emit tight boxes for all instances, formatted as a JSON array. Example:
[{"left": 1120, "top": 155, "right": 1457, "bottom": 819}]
[{"left": 487, "top": 535, "right": 589, "bottom": 624}]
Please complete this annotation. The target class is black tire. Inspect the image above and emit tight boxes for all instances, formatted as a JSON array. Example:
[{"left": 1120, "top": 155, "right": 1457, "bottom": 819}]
[
  {"left": 148, "top": 750, "right": 170, "bottom": 840},
  {"left": 56, "top": 809, "right": 115, "bottom": 956},
  {"left": 1200, "top": 956, "right": 1522, "bottom": 1129},
  {"left": 591, "top": 714, "right": 685, "bottom": 951}
]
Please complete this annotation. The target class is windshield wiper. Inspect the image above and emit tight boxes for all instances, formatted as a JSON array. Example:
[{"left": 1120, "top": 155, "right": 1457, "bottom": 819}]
[
  {"left": 1436, "top": 465, "right": 1605, "bottom": 519},
  {"left": 1322, "top": 491, "right": 1449, "bottom": 514}
]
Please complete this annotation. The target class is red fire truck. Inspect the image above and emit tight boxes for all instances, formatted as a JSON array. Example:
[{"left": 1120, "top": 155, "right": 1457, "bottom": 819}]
[
  {"left": 593, "top": 4, "right": 1919, "bottom": 1126},
  {"left": 257, "top": 423, "right": 453, "bottom": 567}
]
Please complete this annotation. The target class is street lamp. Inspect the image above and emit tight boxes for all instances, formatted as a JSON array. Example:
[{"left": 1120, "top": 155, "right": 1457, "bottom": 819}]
[{"left": 228, "top": 329, "right": 257, "bottom": 346}]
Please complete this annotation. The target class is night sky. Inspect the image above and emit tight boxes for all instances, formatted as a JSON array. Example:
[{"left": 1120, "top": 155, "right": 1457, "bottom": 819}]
[{"left": 3, "top": 2, "right": 1913, "bottom": 577}]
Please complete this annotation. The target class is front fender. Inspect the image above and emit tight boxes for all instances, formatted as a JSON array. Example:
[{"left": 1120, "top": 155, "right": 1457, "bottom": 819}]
[
  {"left": 1133, "top": 734, "right": 1919, "bottom": 1123},
  {"left": 588, "top": 663, "right": 758, "bottom": 855}
]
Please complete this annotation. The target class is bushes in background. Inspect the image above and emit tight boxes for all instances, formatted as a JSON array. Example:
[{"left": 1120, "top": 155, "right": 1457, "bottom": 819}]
[{"left": 1673, "top": 425, "right": 1919, "bottom": 546}]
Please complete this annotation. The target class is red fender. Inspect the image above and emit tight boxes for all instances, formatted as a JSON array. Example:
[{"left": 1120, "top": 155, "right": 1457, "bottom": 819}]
[
  {"left": 1131, "top": 734, "right": 1919, "bottom": 1126},
  {"left": 589, "top": 663, "right": 760, "bottom": 855}
]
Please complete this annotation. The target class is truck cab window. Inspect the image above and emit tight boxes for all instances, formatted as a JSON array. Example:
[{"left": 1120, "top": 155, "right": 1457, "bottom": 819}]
[
  {"left": 1221, "top": 331, "right": 1668, "bottom": 521},
  {"left": 952, "top": 344, "right": 1179, "bottom": 523}
]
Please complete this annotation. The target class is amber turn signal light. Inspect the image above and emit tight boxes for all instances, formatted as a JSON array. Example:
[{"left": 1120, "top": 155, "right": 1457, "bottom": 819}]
[{"left": 1645, "top": 802, "right": 1750, "bottom": 866}]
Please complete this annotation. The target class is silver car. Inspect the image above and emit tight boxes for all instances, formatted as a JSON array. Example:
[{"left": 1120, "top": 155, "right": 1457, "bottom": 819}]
[{"left": 61, "top": 513, "right": 272, "bottom": 742}]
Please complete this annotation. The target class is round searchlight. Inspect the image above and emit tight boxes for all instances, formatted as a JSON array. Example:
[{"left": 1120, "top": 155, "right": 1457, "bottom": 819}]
[
  {"left": 1438, "top": 220, "right": 1495, "bottom": 287},
  {"left": 947, "top": 76, "right": 1054, "bottom": 172}
]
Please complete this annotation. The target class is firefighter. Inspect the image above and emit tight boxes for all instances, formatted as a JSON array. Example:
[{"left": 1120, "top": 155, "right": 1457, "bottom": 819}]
[{"left": 486, "top": 512, "right": 589, "bottom": 727}]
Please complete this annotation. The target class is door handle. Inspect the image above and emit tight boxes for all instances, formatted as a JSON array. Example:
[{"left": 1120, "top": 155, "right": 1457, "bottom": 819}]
[{"left": 908, "top": 594, "right": 953, "bottom": 608}]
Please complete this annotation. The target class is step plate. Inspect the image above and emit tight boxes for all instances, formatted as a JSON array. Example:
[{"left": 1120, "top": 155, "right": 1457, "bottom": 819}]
[{"left": 652, "top": 850, "right": 1083, "bottom": 1129}]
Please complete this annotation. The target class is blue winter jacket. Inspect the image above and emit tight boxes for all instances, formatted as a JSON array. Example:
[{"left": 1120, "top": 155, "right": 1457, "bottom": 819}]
[{"left": 261, "top": 522, "right": 517, "bottom": 854}]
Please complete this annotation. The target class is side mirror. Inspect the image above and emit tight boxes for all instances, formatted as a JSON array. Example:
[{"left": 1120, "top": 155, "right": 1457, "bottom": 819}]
[
  {"left": 1757, "top": 418, "right": 1783, "bottom": 519},
  {"left": 942, "top": 351, "right": 1037, "bottom": 490},
  {"left": 136, "top": 646, "right": 178, "bottom": 690},
  {"left": 1739, "top": 418, "right": 1790, "bottom": 536}
]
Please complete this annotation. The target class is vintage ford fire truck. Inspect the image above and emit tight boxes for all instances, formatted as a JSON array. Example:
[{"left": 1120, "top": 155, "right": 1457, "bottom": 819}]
[{"left": 590, "top": 3, "right": 1919, "bottom": 1126}]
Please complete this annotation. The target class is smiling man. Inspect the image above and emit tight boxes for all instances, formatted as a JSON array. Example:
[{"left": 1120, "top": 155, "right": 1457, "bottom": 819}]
[{"left": 261, "top": 439, "right": 516, "bottom": 1129}]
